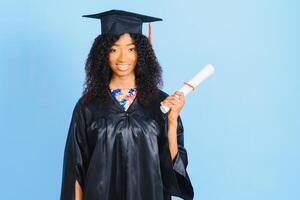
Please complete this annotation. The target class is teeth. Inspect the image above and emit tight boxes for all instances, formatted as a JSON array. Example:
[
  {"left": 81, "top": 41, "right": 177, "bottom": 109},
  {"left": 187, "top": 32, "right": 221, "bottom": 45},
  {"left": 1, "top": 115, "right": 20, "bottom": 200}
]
[{"left": 117, "top": 64, "right": 129, "bottom": 71}]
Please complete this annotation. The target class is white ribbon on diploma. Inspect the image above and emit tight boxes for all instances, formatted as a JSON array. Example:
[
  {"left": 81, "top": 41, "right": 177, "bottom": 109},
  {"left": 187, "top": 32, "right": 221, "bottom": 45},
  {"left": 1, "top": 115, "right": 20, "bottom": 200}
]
[{"left": 160, "top": 64, "right": 215, "bottom": 114}]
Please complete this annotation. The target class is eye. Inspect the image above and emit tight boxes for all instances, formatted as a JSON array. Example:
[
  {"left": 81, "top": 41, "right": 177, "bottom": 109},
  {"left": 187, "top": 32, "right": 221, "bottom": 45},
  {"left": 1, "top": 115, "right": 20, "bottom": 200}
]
[
  {"left": 129, "top": 47, "right": 136, "bottom": 52},
  {"left": 110, "top": 48, "right": 117, "bottom": 53}
]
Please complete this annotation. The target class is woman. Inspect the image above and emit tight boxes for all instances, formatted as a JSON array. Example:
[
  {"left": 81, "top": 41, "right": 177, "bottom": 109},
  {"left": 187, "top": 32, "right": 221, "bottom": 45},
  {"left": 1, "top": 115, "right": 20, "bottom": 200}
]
[{"left": 60, "top": 10, "right": 194, "bottom": 200}]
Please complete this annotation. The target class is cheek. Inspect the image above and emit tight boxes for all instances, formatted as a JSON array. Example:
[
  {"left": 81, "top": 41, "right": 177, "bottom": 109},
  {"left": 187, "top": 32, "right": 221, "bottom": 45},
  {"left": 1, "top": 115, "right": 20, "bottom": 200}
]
[
  {"left": 130, "top": 53, "right": 138, "bottom": 64},
  {"left": 108, "top": 54, "right": 117, "bottom": 65}
]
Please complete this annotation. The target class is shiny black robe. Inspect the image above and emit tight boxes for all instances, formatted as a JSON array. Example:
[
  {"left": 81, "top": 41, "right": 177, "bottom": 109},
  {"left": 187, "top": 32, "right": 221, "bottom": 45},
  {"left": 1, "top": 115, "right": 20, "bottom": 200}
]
[{"left": 60, "top": 90, "right": 194, "bottom": 200}]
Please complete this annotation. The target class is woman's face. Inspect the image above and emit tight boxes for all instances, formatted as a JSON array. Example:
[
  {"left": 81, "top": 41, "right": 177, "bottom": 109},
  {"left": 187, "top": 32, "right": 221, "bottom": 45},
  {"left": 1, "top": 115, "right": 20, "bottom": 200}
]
[{"left": 108, "top": 33, "right": 137, "bottom": 78}]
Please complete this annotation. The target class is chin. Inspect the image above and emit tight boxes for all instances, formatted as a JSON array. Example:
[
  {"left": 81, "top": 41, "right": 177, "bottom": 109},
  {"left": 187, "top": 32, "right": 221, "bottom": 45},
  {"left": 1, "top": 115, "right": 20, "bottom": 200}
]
[{"left": 114, "top": 71, "right": 134, "bottom": 77}]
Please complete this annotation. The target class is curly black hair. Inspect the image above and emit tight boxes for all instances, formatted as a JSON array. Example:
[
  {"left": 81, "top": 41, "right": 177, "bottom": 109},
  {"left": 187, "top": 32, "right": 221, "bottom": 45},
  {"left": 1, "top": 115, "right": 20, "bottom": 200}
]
[{"left": 81, "top": 33, "right": 163, "bottom": 107}]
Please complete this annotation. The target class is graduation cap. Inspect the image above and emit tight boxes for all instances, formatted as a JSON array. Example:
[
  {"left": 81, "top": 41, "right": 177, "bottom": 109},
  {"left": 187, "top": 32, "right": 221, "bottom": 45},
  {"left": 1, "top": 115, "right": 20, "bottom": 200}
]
[{"left": 82, "top": 9, "right": 162, "bottom": 42}]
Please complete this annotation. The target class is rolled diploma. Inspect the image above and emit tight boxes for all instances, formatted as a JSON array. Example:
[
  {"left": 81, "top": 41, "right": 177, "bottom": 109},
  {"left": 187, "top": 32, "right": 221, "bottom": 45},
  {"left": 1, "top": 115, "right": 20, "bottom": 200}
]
[{"left": 160, "top": 64, "right": 215, "bottom": 114}]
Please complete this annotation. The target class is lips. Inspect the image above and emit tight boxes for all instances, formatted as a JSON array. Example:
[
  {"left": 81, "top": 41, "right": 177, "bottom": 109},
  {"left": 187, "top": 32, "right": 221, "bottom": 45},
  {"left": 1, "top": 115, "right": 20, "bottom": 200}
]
[{"left": 117, "top": 64, "right": 129, "bottom": 71}]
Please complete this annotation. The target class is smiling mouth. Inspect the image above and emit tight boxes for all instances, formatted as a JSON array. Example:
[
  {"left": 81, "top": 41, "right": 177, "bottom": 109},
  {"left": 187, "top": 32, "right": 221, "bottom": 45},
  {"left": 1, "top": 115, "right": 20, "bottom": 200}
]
[{"left": 117, "top": 64, "right": 129, "bottom": 71}]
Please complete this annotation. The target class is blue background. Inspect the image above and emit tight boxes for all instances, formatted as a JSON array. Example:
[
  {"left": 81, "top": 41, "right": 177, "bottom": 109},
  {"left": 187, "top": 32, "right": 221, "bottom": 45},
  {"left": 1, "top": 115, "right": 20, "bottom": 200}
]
[{"left": 1, "top": 0, "right": 299, "bottom": 199}]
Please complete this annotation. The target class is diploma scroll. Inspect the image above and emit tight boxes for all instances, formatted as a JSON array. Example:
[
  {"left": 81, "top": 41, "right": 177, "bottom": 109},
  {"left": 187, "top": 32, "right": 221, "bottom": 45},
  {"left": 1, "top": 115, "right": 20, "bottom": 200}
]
[{"left": 160, "top": 64, "right": 215, "bottom": 114}]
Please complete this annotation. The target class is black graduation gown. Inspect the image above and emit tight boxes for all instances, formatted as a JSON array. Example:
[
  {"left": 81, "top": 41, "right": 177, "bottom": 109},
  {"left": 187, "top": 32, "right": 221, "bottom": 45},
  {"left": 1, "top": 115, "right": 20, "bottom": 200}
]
[{"left": 60, "top": 90, "right": 194, "bottom": 200}]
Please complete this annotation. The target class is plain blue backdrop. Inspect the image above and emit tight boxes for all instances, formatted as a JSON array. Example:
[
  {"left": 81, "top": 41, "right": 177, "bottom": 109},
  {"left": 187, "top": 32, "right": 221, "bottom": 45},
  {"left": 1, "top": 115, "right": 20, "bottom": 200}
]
[{"left": 1, "top": 0, "right": 299, "bottom": 199}]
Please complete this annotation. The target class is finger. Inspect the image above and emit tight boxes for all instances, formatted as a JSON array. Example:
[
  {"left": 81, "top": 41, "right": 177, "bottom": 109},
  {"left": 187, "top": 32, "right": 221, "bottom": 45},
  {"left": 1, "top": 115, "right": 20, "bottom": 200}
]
[
  {"left": 175, "top": 91, "right": 184, "bottom": 96},
  {"left": 167, "top": 95, "right": 180, "bottom": 104},
  {"left": 172, "top": 94, "right": 184, "bottom": 103},
  {"left": 161, "top": 99, "right": 173, "bottom": 107},
  {"left": 173, "top": 95, "right": 180, "bottom": 102},
  {"left": 162, "top": 95, "right": 183, "bottom": 106},
  {"left": 175, "top": 91, "right": 184, "bottom": 100},
  {"left": 165, "top": 97, "right": 180, "bottom": 104},
  {"left": 161, "top": 97, "right": 173, "bottom": 104},
  {"left": 160, "top": 101, "right": 167, "bottom": 106},
  {"left": 169, "top": 99, "right": 181, "bottom": 107},
  {"left": 164, "top": 96, "right": 174, "bottom": 101},
  {"left": 174, "top": 94, "right": 180, "bottom": 101}
]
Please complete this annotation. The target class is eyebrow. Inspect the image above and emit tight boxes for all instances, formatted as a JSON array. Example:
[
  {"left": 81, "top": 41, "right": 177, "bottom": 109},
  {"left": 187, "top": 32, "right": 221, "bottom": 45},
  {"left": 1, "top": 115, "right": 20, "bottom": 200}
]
[{"left": 112, "top": 43, "right": 135, "bottom": 47}]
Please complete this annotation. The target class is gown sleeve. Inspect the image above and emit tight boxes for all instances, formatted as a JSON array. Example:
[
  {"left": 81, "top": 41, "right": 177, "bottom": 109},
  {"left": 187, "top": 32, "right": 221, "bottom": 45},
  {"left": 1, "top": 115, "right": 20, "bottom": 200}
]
[
  {"left": 60, "top": 101, "right": 90, "bottom": 200},
  {"left": 159, "top": 114, "right": 194, "bottom": 200}
]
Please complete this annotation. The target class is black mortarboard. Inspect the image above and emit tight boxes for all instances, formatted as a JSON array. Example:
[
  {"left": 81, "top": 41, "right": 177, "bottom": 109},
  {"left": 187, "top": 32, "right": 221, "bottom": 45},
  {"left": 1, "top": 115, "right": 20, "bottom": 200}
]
[{"left": 82, "top": 9, "right": 162, "bottom": 35}]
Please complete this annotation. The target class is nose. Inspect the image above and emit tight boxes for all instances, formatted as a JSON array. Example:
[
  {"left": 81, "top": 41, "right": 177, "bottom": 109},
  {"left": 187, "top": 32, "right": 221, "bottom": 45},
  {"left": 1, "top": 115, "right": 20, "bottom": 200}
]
[{"left": 118, "top": 49, "right": 127, "bottom": 62}]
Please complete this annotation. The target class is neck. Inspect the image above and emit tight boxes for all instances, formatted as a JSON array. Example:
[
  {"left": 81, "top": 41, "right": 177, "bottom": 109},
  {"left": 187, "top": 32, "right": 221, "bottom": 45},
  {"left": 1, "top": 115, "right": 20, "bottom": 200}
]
[{"left": 109, "top": 74, "right": 136, "bottom": 90}]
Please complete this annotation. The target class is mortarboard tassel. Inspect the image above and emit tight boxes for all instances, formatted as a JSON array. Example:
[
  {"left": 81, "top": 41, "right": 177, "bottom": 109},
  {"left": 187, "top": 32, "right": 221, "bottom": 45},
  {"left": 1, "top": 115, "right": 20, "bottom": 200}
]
[{"left": 148, "top": 23, "right": 152, "bottom": 45}]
